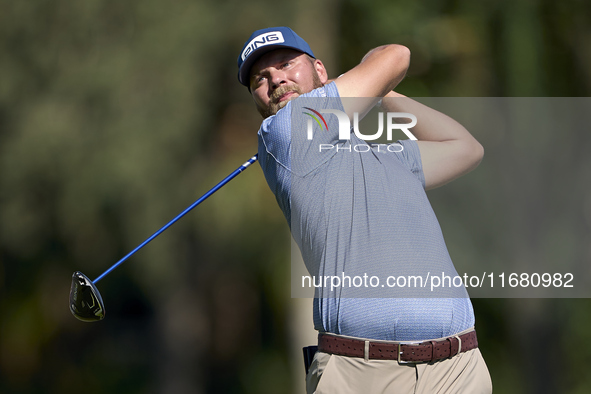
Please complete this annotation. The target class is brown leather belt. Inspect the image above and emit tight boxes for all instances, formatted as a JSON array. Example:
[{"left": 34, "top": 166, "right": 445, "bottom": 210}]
[{"left": 318, "top": 329, "right": 478, "bottom": 364}]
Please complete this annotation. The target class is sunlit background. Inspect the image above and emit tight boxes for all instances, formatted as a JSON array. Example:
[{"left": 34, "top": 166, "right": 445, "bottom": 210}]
[{"left": 1, "top": 0, "right": 590, "bottom": 393}]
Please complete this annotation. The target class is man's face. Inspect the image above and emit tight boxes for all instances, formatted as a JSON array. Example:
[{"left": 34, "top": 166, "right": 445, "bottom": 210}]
[{"left": 249, "top": 49, "right": 328, "bottom": 118}]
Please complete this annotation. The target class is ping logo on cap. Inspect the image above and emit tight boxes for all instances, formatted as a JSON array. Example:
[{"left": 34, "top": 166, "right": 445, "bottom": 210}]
[{"left": 241, "top": 31, "right": 285, "bottom": 61}]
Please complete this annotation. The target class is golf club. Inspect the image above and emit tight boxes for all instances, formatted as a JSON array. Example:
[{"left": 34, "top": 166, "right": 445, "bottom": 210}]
[{"left": 69, "top": 154, "right": 259, "bottom": 322}]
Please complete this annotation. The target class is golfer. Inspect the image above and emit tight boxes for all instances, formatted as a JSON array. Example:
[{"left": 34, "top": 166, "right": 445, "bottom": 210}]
[{"left": 237, "top": 26, "right": 492, "bottom": 393}]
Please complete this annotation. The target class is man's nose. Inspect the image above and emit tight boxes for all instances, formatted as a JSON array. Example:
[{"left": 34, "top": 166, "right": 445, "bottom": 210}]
[{"left": 269, "top": 69, "right": 287, "bottom": 89}]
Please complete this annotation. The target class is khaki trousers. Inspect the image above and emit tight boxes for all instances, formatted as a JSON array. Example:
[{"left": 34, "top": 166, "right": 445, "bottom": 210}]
[{"left": 306, "top": 346, "right": 492, "bottom": 394}]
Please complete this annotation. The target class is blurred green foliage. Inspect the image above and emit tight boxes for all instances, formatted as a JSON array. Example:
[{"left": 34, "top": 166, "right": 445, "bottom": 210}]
[{"left": 0, "top": 0, "right": 590, "bottom": 393}]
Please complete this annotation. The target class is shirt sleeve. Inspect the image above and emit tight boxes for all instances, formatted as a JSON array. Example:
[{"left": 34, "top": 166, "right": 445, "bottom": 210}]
[{"left": 393, "top": 139, "right": 426, "bottom": 188}]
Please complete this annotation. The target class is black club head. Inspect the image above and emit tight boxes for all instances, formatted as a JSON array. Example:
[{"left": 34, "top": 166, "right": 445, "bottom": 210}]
[{"left": 69, "top": 271, "right": 105, "bottom": 322}]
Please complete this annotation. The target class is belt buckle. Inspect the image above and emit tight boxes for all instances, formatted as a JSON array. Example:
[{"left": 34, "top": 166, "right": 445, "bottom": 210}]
[{"left": 398, "top": 343, "right": 411, "bottom": 364}]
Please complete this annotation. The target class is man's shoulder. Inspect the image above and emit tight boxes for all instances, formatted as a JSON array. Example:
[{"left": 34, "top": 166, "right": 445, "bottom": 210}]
[{"left": 306, "top": 81, "right": 339, "bottom": 99}]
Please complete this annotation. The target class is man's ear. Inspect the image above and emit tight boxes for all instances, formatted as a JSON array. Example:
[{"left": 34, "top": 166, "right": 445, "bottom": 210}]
[{"left": 314, "top": 59, "right": 329, "bottom": 84}]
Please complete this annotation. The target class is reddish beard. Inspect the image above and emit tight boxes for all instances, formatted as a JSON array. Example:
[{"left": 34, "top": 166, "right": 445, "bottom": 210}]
[
  {"left": 257, "top": 71, "right": 324, "bottom": 118},
  {"left": 268, "top": 84, "right": 304, "bottom": 113}
]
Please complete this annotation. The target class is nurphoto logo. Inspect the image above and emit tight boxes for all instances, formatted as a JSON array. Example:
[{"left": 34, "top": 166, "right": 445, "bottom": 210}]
[{"left": 302, "top": 108, "right": 417, "bottom": 152}]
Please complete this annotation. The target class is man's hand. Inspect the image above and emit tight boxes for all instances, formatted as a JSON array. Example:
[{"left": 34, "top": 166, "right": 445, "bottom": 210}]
[{"left": 381, "top": 91, "right": 484, "bottom": 190}]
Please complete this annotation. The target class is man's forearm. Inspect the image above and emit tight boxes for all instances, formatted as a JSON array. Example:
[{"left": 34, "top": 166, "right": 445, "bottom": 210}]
[
  {"left": 380, "top": 91, "right": 475, "bottom": 143},
  {"left": 381, "top": 91, "right": 484, "bottom": 189},
  {"left": 335, "top": 45, "right": 410, "bottom": 99}
]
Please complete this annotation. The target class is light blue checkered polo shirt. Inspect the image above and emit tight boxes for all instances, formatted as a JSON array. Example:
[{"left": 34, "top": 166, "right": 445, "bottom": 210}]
[{"left": 257, "top": 82, "right": 474, "bottom": 341}]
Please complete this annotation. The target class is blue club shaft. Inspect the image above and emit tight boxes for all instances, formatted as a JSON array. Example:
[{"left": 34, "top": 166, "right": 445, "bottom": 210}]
[{"left": 93, "top": 154, "right": 259, "bottom": 284}]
